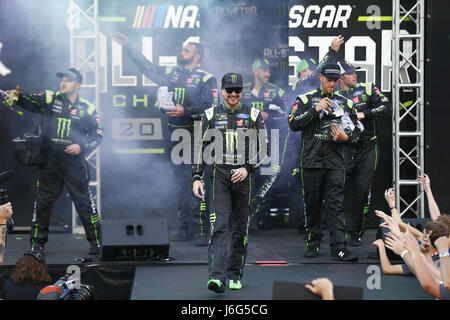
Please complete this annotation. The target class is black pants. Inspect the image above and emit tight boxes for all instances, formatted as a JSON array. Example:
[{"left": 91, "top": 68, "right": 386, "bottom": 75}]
[
  {"left": 168, "top": 129, "right": 209, "bottom": 237},
  {"left": 31, "top": 155, "right": 101, "bottom": 248},
  {"left": 208, "top": 166, "right": 251, "bottom": 284},
  {"left": 344, "top": 143, "right": 378, "bottom": 238},
  {"left": 301, "top": 167, "right": 347, "bottom": 251}
]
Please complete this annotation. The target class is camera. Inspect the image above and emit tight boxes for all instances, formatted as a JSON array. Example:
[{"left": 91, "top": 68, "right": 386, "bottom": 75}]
[
  {"left": 0, "top": 189, "right": 14, "bottom": 234},
  {"left": 37, "top": 275, "right": 95, "bottom": 300}
]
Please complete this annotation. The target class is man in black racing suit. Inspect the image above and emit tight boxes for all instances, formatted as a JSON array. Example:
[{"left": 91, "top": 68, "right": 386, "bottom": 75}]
[
  {"left": 288, "top": 63, "right": 361, "bottom": 261},
  {"left": 111, "top": 32, "right": 219, "bottom": 246},
  {"left": 5, "top": 68, "right": 103, "bottom": 255},
  {"left": 193, "top": 73, "right": 269, "bottom": 293}
]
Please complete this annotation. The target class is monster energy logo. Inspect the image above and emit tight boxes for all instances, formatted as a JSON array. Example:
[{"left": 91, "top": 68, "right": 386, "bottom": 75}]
[
  {"left": 225, "top": 131, "right": 239, "bottom": 152},
  {"left": 231, "top": 74, "right": 237, "bottom": 84},
  {"left": 174, "top": 87, "right": 185, "bottom": 105},
  {"left": 56, "top": 118, "right": 72, "bottom": 139},
  {"left": 251, "top": 101, "right": 264, "bottom": 111}
]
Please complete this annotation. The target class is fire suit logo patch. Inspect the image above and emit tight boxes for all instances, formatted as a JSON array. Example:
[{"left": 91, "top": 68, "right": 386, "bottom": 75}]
[{"left": 56, "top": 118, "right": 72, "bottom": 139}]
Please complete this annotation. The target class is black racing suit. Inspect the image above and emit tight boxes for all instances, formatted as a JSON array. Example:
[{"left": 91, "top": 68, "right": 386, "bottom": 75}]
[
  {"left": 17, "top": 90, "right": 103, "bottom": 249},
  {"left": 241, "top": 81, "right": 286, "bottom": 225},
  {"left": 288, "top": 89, "right": 360, "bottom": 252},
  {"left": 192, "top": 103, "right": 268, "bottom": 284},
  {"left": 339, "top": 83, "right": 392, "bottom": 239},
  {"left": 123, "top": 45, "right": 219, "bottom": 239}
]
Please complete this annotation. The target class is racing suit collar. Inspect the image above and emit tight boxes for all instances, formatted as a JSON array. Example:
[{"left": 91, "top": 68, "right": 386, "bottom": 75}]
[
  {"left": 223, "top": 102, "right": 243, "bottom": 113},
  {"left": 319, "top": 88, "right": 337, "bottom": 98},
  {"left": 57, "top": 91, "right": 80, "bottom": 106}
]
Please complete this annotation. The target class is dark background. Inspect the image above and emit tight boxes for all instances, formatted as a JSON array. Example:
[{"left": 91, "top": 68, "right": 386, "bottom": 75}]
[{"left": 0, "top": 0, "right": 448, "bottom": 231}]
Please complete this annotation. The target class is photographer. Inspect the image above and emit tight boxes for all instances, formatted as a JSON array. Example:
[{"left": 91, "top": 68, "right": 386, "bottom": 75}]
[
  {"left": 0, "top": 250, "right": 51, "bottom": 300},
  {"left": 0, "top": 202, "right": 13, "bottom": 264}
]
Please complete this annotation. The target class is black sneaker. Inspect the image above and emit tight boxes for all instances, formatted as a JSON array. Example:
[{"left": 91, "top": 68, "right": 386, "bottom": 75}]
[
  {"left": 194, "top": 235, "right": 208, "bottom": 247},
  {"left": 348, "top": 234, "right": 362, "bottom": 247},
  {"left": 207, "top": 279, "right": 225, "bottom": 294},
  {"left": 88, "top": 244, "right": 100, "bottom": 255},
  {"left": 31, "top": 244, "right": 45, "bottom": 254},
  {"left": 332, "top": 248, "right": 358, "bottom": 262},
  {"left": 304, "top": 244, "right": 320, "bottom": 258}
]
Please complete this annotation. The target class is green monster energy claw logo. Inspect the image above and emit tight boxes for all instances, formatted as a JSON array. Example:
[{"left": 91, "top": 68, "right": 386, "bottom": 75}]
[
  {"left": 56, "top": 118, "right": 72, "bottom": 139},
  {"left": 174, "top": 87, "right": 185, "bottom": 105},
  {"left": 225, "top": 131, "right": 239, "bottom": 152},
  {"left": 231, "top": 74, "right": 237, "bottom": 84},
  {"left": 251, "top": 101, "right": 264, "bottom": 111}
]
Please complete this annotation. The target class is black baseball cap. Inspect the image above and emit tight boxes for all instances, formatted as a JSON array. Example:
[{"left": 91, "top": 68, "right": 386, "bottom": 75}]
[
  {"left": 252, "top": 58, "right": 270, "bottom": 70},
  {"left": 56, "top": 68, "right": 83, "bottom": 84},
  {"left": 338, "top": 60, "right": 361, "bottom": 74},
  {"left": 320, "top": 63, "right": 342, "bottom": 79},
  {"left": 221, "top": 72, "right": 243, "bottom": 88}
]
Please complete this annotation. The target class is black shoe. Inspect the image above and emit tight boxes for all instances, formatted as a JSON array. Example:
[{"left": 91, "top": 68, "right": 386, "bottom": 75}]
[
  {"left": 194, "top": 235, "right": 208, "bottom": 247},
  {"left": 31, "top": 244, "right": 45, "bottom": 254},
  {"left": 332, "top": 248, "right": 358, "bottom": 262},
  {"left": 88, "top": 244, "right": 100, "bottom": 255},
  {"left": 172, "top": 230, "right": 193, "bottom": 242},
  {"left": 348, "top": 234, "right": 362, "bottom": 247},
  {"left": 304, "top": 244, "right": 320, "bottom": 258}
]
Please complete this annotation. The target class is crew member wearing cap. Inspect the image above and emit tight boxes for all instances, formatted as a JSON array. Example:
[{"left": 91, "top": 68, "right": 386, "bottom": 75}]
[
  {"left": 288, "top": 63, "right": 360, "bottom": 262},
  {"left": 242, "top": 58, "right": 287, "bottom": 230},
  {"left": 193, "top": 73, "right": 269, "bottom": 293},
  {"left": 4, "top": 68, "right": 103, "bottom": 255},
  {"left": 283, "top": 36, "right": 345, "bottom": 233},
  {"left": 338, "top": 59, "right": 392, "bottom": 246},
  {"left": 111, "top": 31, "right": 218, "bottom": 246}
]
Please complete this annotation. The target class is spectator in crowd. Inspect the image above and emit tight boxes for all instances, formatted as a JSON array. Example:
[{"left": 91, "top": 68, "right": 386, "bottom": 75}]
[
  {"left": 0, "top": 202, "right": 13, "bottom": 264},
  {"left": 305, "top": 278, "right": 335, "bottom": 300},
  {"left": 0, "top": 250, "right": 52, "bottom": 300}
]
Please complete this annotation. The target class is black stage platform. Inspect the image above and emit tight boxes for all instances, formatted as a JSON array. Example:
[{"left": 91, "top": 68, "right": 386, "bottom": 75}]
[{"left": 0, "top": 228, "right": 433, "bottom": 300}]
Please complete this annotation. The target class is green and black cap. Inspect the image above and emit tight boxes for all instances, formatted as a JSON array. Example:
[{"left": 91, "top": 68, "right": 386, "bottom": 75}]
[
  {"left": 56, "top": 68, "right": 83, "bottom": 84},
  {"left": 222, "top": 72, "right": 243, "bottom": 88}
]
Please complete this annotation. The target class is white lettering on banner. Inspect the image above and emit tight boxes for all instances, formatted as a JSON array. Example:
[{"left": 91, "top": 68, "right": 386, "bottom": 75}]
[
  {"left": 345, "top": 36, "right": 376, "bottom": 84},
  {"left": 289, "top": 5, "right": 352, "bottom": 29},
  {"left": 0, "top": 42, "right": 11, "bottom": 77},
  {"left": 110, "top": 36, "right": 199, "bottom": 87},
  {"left": 164, "top": 5, "right": 199, "bottom": 29}
]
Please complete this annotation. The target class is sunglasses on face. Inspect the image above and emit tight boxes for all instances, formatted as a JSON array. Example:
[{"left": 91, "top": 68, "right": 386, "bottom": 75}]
[{"left": 224, "top": 87, "right": 242, "bottom": 94}]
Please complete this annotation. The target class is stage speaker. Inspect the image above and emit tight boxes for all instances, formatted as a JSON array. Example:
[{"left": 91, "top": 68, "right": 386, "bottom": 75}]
[
  {"left": 376, "top": 217, "right": 431, "bottom": 261},
  {"left": 272, "top": 281, "right": 363, "bottom": 300},
  {"left": 101, "top": 219, "right": 170, "bottom": 262}
]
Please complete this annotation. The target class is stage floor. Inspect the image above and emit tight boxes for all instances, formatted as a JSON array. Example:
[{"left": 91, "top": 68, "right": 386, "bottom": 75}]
[{"left": 0, "top": 228, "right": 433, "bottom": 300}]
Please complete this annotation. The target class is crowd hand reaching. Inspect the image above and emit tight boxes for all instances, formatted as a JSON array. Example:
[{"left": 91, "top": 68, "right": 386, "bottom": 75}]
[
  {"left": 403, "top": 226, "right": 422, "bottom": 256},
  {"left": 384, "top": 232, "right": 406, "bottom": 256},
  {"left": 331, "top": 35, "right": 344, "bottom": 52},
  {"left": 384, "top": 188, "right": 396, "bottom": 208},
  {"left": 375, "top": 209, "right": 402, "bottom": 238},
  {"left": 372, "top": 238, "right": 385, "bottom": 249},
  {"left": 0, "top": 202, "right": 13, "bottom": 223},
  {"left": 434, "top": 235, "right": 450, "bottom": 253},
  {"left": 305, "top": 278, "right": 334, "bottom": 300},
  {"left": 417, "top": 173, "right": 431, "bottom": 193},
  {"left": 110, "top": 31, "right": 129, "bottom": 46}
]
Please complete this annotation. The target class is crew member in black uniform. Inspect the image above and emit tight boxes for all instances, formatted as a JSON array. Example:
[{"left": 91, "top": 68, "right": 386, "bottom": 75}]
[
  {"left": 111, "top": 31, "right": 219, "bottom": 246},
  {"left": 5, "top": 68, "right": 103, "bottom": 255},
  {"left": 337, "top": 60, "right": 392, "bottom": 246},
  {"left": 242, "top": 58, "right": 286, "bottom": 229},
  {"left": 193, "top": 73, "right": 269, "bottom": 293},
  {"left": 288, "top": 63, "right": 360, "bottom": 261}
]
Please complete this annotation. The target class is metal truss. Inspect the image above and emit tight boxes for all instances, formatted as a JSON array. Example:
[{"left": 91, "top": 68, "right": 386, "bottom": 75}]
[
  {"left": 68, "top": 0, "right": 101, "bottom": 233},
  {"left": 392, "top": 0, "right": 426, "bottom": 218}
]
